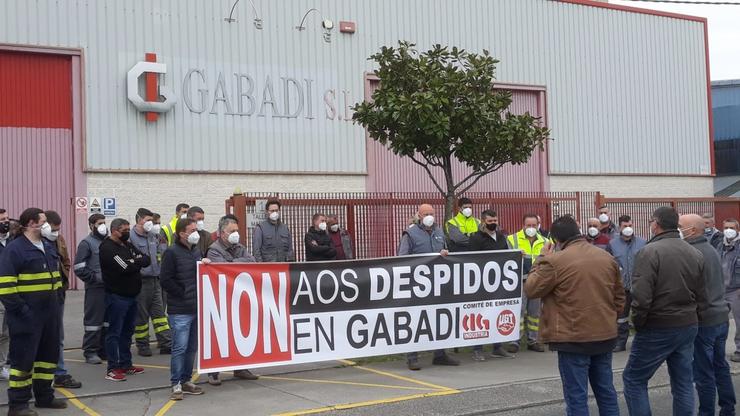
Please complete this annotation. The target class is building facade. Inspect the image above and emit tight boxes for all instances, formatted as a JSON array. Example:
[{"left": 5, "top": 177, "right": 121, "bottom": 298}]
[{"left": 1, "top": 0, "right": 714, "bottom": 244}]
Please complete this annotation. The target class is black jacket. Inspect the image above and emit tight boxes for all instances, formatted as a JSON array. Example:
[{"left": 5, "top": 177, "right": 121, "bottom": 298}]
[
  {"left": 304, "top": 227, "right": 336, "bottom": 262},
  {"left": 631, "top": 230, "right": 707, "bottom": 330},
  {"left": 160, "top": 241, "right": 203, "bottom": 314},
  {"left": 469, "top": 230, "right": 509, "bottom": 251},
  {"left": 687, "top": 236, "right": 730, "bottom": 327},
  {"left": 99, "top": 238, "right": 150, "bottom": 298}
]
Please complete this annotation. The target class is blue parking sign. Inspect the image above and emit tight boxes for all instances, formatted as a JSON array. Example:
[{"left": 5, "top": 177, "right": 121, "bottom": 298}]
[{"left": 103, "top": 198, "right": 117, "bottom": 216}]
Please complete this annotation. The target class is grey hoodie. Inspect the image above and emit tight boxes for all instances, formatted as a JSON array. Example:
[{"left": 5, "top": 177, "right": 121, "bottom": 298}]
[{"left": 687, "top": 235, "right": 730, "bottom": 327}]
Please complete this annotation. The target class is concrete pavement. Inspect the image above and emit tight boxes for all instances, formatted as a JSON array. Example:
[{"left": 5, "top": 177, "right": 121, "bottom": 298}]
[{"left": 1, "top": 290, "right": 738, "bottom": 416}]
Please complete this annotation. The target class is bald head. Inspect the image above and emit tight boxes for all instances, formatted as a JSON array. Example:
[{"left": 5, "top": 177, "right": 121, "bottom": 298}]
[
  {"left": 418, "top": 204, "right": 434, "bottom": 217},
  {"left": 679, "top": 214, "right": 704, "bottom": 240}
]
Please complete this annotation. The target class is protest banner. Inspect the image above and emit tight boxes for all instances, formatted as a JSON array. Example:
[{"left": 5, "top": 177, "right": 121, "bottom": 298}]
[{"left": 197, "top": 250, "right": 522, "bottom": 373}]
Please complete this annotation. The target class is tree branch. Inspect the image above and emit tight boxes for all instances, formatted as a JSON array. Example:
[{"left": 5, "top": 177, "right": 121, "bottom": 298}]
[
  {"left": 454, "top": 161, "right": 508, "bottom": 196},
  {"left": 409, "top": 154, "right": 445, "bottom": 195}
]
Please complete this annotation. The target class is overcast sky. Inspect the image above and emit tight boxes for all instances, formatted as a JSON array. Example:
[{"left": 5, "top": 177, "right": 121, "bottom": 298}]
[{"left": 610, "top": 0, "right": 740, "bottom": 81}]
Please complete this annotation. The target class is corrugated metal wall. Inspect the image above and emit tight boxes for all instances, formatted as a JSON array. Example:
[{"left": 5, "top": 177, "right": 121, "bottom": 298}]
[
  {"left": 366, "top": 83, "right": 547, "bottom": 193},
  {"left": 712, "top": 82, "right": 740, "bottom": 141},
  {"left": 0, "top": 52, "right": 75, "bottom": 248},
  {"left": 0, "top": 0, "right": 710, "bottom": 176}
]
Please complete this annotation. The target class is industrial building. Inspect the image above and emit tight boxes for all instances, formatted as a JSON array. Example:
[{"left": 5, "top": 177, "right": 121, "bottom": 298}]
[
  {"left": 713, "top": 79, "right": 740, "bottom": 196},
  {"left": 1, "top": 0, "right": 714, "bottom": 244}
]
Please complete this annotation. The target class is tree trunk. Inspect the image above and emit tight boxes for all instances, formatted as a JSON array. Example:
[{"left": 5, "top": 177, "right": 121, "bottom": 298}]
[{"left": 442, "top": 155, "right": 456, "bottom": 228}]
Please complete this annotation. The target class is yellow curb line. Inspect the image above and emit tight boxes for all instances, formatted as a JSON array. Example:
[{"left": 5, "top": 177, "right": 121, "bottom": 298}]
[
  {"left": 337, "top": 359, "right": 460, "bottom": 392},
  {"left": 154, "top": 400, "right": 177, "bottom": 416},
  {"left": 272, "top": 390, "right": 460, "bottom": 416},
  {"left": 259, "top": 375, "right": 433, "bottom": 391},
  {"left": 56, "top": 387, "right": 102, "bottom": 416}
]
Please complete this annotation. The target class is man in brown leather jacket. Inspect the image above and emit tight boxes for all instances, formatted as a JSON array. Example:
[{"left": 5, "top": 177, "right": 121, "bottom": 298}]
[{"left": 525, "top": 215, "right": 623, "bottom": 416}]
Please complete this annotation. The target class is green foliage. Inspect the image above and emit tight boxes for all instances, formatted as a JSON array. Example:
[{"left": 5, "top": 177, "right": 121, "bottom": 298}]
[{"left": 352, "top": 42, "right": 550, "bottom": 200}]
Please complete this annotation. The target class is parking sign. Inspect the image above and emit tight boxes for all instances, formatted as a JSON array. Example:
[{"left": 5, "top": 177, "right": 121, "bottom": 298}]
[{"left": 103, "top": 198, "right": 117, "bottom": 216}]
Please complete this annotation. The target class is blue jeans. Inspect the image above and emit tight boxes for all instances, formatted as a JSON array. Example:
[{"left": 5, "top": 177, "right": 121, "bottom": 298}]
[
  {"left": 104, "top": 293, "right": 138, "bottom": 372},
  {"left": 623, "top": 325, "right": 698, "bottom": 416},
  {"left": 169, "top": 314, "right": 197, "bottom": 386},
  {"left": 694, "top": 322, "right": 736, "bottom": 416},
  {"left": 55, "top": 302, "right": 66, "bottom": 376},
  {"left": 557, "top": 351, "right": 619, "bottom": 416}
]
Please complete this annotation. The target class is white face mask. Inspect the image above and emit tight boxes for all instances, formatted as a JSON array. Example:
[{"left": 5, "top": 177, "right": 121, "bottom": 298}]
[
  {"left": 196, "top": 220, "right": 205, "bottom": 231},
  {"left": 227, "top": 231, "right": 240, "bottom": 245},
  {"left": 97, "top": 223, "right": 108, "bottom": 236},
  {"left": 330, "top": 224, "right": 340, "bottom": 233},
  {"left": 621, "top": 227, "right": 634, "bottom": 238},
  {"left": 151, "top": 224, "right": 161, "bottom": 234},
  {"left": 461, "top": 208, "right": 473, "bottom": 218},
  {"left": 269, "top": 211, "right": 280, "bottom": 222},
  {"left": 524, "top": 227, "right": 538, "bottom": 238},
  {"left": 704, "top": 227, "right": 713, "bottom": 234},
  {"left": 678, "top": 229, "right": 685, "bottom": 240},
  {"left": 143, "top": 220, "right": 154, "bottom": 233},
  {"left": 422, "top": 215, "right": 435, "bottom": 228},
  {"left": 725, "top": 228, "right": 738, "bottom": 241},
  {"left": 587, "top": 227, "right": 600, "bottom": 238},
  {"left": 318, "top": 222, "right": 327, "bottom": 231},
  {"left": 187, "top": 231, "right": 201, "bottom": 245},
  {"left": 180, "top": 214, "right": 188, "bottom": 220},
  {"left": 598, "top": 213, "right": 609, "bottom": 224},
  {"left": 41, "top": 223, "right": 55, "bottom": 240}
]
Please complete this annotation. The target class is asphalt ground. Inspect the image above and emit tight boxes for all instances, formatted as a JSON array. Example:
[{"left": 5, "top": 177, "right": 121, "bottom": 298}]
[{"left": 1, "top": 290, "right": 738, "bottom": 416}]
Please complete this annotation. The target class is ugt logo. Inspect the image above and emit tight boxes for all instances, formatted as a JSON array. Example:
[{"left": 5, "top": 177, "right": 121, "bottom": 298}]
[{"left": 127, "top": 53, "right": 177, "bottom": 122}]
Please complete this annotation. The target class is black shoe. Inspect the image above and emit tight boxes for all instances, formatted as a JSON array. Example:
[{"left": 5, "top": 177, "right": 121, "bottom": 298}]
[
  {"left": 407, "top": 360, "right": 421, "bottom": 371},
  {"left": 137, "top": 347, "right": 152, "bottom": 357},
  {"left": 505, "top": 343, "right": 520, "bottom": 354},
  {"left": 53, "top": 374, "right": 82, "bottom": 389},
  {"left": 159, "top": 347, "right": 171, "bottom": 355},
  {"left": 432, "top": 354, "right": 460, "bottom": 366},
  {"left": 7, "top": 408, "right": 38, "bottom": 416},
  {"left": 613, "top": 345, "right": 627, "bottom": 353},
  {"left": 84, "top": 354, "right": 102, "bottom": 365},
  {"left": 35, "top": 398, "right": 68, "bottom": 409},
  {"left": 528, "top": 343, "right": 546, "bottom": 352}
]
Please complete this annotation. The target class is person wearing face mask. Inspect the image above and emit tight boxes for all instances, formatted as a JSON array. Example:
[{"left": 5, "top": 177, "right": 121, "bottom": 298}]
[
  {"left": 0, "top": 208, "right": 68, "bottom": 415},
  {"left": 598, "top": 206, "right": 618, "bottom": 238},
  {"left": 446, "top": 197, "right": 480, "bottom": 252},
  {"left": 469, "top": 210, "right": 514, "bottom": 360},
  {"left": 253, "top": 199, "right": 295, "bottom": 262},
  {"left": 205, "top": 215, "right": 259, "bottom": 386},
  {"left": 525, "top": 215, "right": 624, "bottom": 416},
  {"left": 0, "top": 208, "right": 12, "bottom": 381},
  {"left": 623, "top": 207, "right": 707, "bottom": 416},
  {"left": 397, "top": 204, "right": 458, "bottom": 370},
  {"left": 701, "top": 213, "right": 723, "bottom": 249},
  {"left": 129, "top": 208, "right": 172, "bottom": 358},
  {"left": 99, "top": 218, "right": 150, "bottom": 382},
  {"left": 186, "top": 206, "right": 213, "bottom": 256},
  {"left": 304, "top": 213, "right": 337, "bottom": 262},
  {"left": 326, "top": 214, "right": 354, "bottom": 260},
  {"left": 586, "top": 218, "right": 611, "bottom": 250},
  {"left": 678, "top": 214, "right": 736, "bottom": 416},
  {"left": 73, "top": 213, "right": 109, "bottom": 365},
  {"left": 507, "top": 213, "right": 548, "bottom": 353},
  {"left": 42, "top": 211, "right": 82, "bottom": 390},
  {"left": 606, "top": 215, "right": 646, "bottom": 353},
  {"left": 162, "top": 203, "right": 190, "bottom": 246},
  {"left": 160, "top": 218, "right": 211, "bottom": 400},
  {"left": 718, "top": 218, "right": 740, "bottom": 363}
]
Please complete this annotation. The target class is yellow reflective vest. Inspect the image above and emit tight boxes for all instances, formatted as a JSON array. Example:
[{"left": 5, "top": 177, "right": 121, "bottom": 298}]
[{"left": 507, "top": 230, "right": 547, "bottom": 274}]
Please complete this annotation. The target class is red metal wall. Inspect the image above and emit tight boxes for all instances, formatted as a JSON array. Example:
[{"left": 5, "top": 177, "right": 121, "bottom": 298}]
[
  {"left": 0, "top": 51, "right": 75, "bottom": 263},
  {"left": 365, "top": 80, "right": 548, "bottom": 193}
]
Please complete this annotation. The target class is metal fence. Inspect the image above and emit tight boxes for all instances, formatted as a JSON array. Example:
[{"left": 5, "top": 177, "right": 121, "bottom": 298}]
[{"left": 226, "top": 192, "right": 595, "bottom": 261}]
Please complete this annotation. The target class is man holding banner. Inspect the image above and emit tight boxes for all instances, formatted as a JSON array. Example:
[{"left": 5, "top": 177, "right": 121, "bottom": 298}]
[
  {"left": 524, "top": 215, "right": 624, "bottom": 416},
  {"left": 397, "top": 204, "right": 459, "bottom": 371}
]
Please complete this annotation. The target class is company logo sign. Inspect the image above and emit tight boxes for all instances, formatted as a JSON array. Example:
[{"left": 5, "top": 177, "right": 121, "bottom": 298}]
[
  {"left": 127, "top": 53, "right": 177, "bottom": 121},
  {"left": 496, "top": 309, "right": 516, "bottom": 336},
  {"left": 462, "top": 312, "right": 490, "bottom": 340}
]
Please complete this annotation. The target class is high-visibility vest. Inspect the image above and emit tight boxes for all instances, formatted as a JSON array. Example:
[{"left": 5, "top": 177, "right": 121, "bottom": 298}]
[
  {"left": 162, "top": 215, "right": 179, "bottom": 246},
  {"left": 446, "top": 213, "right": 480, "bottom": 235},
  {"left": 508, "top": 230, "right": 547, "bottom": 274}
]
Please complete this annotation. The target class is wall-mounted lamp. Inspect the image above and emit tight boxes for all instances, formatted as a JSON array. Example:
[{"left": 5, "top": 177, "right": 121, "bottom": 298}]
[
  {"left": 224, "top": 0, "right": 263, "bottom": 29},
  {"left": 295, "top": 8, "right": 333, "bottom": 43}
]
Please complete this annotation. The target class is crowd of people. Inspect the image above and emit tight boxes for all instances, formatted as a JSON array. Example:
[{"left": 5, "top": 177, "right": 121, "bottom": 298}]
[{"left": 0, "top": 198, "right": 739, "bottom": 415}]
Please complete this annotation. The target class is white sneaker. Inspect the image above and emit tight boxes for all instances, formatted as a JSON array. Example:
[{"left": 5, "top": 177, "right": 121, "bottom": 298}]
[
  {"left": 0, "top": 367, "right": 9, "bottom": 380},
  {"left": 170, "top": 383, "right": 183, "bottom": 401}
]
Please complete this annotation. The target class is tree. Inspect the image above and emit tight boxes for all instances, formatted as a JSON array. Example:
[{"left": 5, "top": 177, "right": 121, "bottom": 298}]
[{"left": 352, "top": 42, "right": 550, "bottom": 223}]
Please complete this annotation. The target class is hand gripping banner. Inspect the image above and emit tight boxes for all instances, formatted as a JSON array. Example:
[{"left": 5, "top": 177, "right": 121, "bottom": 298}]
[{"left": 197, "top": 250, "right": 522, "bottom": 373}]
